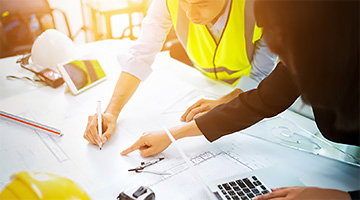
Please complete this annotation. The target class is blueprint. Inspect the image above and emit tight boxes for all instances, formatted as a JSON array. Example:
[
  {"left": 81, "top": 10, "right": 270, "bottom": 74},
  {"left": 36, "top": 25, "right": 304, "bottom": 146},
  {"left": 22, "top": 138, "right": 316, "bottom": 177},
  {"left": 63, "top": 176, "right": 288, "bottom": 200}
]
[
  {"left": 0, "top": 105, "right": 274, "bottom": 200},
  {"left": 1, "top": 48, "right": 359, "bottom": 199},
  {"left": 1, "top": 86, "right": 359, "bottom": 199}
]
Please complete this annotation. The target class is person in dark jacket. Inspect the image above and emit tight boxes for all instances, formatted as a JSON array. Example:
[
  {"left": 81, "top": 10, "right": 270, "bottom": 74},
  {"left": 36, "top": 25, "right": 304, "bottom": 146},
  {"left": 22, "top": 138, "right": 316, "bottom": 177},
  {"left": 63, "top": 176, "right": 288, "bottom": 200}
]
[{"left": 121, "top": 0, "right": 359, "bottom": 199}]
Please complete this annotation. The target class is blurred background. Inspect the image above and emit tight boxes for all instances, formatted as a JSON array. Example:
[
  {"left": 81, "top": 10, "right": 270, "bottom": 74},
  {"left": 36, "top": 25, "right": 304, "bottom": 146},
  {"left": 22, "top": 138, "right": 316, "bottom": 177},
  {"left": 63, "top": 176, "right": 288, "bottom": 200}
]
[{"left": 0, "top": 0, "right": 176, "bottom": 58}]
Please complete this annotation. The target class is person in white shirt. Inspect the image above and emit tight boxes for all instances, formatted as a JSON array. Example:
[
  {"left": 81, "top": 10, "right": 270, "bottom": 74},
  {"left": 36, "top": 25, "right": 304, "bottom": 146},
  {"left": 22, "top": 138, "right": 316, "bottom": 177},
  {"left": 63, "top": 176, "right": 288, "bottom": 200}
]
[{"left": 83, "top": 0, "right": 278, "bottom": 146}]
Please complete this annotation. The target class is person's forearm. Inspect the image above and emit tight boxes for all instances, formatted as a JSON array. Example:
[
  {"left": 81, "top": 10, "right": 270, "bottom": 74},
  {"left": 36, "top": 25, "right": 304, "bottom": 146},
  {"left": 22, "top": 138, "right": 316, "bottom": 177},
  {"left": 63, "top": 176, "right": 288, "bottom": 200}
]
[
  {"left": 171, "top": 121, "right": 203, "bottom": 140},
  {"left": 105, "top": 72, "right": 141, "bottom": 119},
  {"left": 218, "top": 88, "right": 243, "bottom": 104},
  {"left": 195, "top": 63, "right": 300, "bottom": 142}
]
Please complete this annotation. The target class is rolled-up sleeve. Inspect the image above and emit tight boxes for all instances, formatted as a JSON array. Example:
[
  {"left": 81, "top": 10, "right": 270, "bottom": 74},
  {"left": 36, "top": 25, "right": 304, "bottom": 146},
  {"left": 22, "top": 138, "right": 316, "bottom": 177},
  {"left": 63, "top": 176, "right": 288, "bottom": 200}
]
[
  {"left": 236, "top": 38, "right": 278, "bottom": 91},
  {"left": 196, "top": 63, "right": 300, "bottom": 142},
  {"left": 250, "top": 38, "right": 278, "bottom": 82},
  {"left": 117, "top": 0, "right": 173, "bottom": 81}
]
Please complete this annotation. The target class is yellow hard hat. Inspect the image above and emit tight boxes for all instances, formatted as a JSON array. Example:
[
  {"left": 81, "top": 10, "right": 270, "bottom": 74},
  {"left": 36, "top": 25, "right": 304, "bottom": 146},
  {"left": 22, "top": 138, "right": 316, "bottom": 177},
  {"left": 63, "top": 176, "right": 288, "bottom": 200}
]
[{"left": 0, "top": 171, "right": 90, "bottom": 200}]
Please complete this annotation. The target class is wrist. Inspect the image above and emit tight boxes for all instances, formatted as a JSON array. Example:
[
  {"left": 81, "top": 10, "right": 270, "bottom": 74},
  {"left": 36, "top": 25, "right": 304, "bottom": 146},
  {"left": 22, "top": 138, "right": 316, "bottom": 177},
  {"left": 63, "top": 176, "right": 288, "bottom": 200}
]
[
  {"left": 104, "top": 108, "right": 120, "bottom": 120},
  {"left": 219, "top": 88, "right": 243, "bottom": 103},
  {"left": 171, "top": 121, "right": 202, "bottom": 140},
  {"left": 318, "top": 188, "right": 352, "bottom": 200}
]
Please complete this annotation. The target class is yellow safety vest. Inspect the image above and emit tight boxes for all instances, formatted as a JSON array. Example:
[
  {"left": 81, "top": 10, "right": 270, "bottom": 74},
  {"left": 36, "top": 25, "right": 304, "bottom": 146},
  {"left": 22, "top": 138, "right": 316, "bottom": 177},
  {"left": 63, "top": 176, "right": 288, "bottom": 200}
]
[{"left": 167, "top": 0, "right": 262, "bottom": 86}]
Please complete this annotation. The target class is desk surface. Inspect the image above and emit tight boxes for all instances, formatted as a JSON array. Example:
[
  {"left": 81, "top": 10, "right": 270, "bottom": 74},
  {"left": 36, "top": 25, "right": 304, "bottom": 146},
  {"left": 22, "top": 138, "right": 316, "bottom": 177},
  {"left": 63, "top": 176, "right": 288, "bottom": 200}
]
[{"left": 0, "top": 40, "right": 359, "bottom": 199}]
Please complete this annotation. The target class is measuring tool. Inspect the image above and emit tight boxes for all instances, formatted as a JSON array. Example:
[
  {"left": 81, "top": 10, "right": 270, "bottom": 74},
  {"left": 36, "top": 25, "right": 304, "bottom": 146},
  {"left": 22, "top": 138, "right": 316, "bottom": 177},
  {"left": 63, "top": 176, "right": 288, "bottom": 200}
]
[{"left": 0, "top": 110, "right": 62, "bottom": 137}]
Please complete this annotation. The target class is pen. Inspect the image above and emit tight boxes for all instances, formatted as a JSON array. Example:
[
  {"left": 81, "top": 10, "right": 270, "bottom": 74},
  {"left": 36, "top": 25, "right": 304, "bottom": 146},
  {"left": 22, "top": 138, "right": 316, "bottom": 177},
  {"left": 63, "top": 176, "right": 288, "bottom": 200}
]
[
  {"left": 97, "top": 101, "right": 103, "bottom": 150},
  {"left": 128, "top": 157, "right": 165, "bottom": 172},
  {"left": 140, "top": 157, "right": 164, "bottom": 167}
]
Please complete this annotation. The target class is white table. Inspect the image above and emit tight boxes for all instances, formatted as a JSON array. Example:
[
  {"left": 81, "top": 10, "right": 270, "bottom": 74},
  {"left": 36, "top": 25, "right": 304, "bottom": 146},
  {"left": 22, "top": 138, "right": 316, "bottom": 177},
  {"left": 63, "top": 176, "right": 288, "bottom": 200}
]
[{"left": 0, "top": 39, "right": 359, "bottom": 199}]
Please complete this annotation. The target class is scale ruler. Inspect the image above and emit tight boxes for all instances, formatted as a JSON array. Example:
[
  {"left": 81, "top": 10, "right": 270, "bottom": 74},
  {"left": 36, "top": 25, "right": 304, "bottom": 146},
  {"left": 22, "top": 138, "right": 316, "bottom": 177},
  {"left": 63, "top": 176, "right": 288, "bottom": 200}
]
[{"left": 0, "top": 110, "right": 62, "bottom": 137}]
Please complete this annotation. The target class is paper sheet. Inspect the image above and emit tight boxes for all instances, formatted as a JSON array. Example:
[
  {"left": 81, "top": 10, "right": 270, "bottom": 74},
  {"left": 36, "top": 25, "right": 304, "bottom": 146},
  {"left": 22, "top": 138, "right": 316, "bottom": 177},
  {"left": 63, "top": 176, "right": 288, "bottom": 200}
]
[
  {"left": 242, "top": 116, "right": 360, "bottom": 166},
  {"left": 1, "top": 50, "right": 358, "bottom": 199}
]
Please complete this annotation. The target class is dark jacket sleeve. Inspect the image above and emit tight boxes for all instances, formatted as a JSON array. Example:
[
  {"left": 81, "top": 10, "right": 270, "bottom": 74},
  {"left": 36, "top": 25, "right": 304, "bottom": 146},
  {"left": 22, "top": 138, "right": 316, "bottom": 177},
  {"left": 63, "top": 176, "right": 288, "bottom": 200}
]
[
  {"left": 349, "top": 190, "right": 360, "bottom": 200},
  {"left": 195, "top": 63, "right": 301, "bottom": 142}
]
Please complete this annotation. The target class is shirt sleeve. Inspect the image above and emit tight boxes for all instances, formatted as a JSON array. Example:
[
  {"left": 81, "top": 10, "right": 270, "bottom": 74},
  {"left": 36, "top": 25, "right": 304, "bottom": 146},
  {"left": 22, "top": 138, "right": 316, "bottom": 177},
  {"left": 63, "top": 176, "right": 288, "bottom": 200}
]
[
  {"left": 195, "top": 63, "right": 300, "bottom": 142},
  {"left": 235, "top": 38, "right": 278, "bottom": 91},
  {"left": 117, "top": 0, "right": 173, "bottom": 81}
]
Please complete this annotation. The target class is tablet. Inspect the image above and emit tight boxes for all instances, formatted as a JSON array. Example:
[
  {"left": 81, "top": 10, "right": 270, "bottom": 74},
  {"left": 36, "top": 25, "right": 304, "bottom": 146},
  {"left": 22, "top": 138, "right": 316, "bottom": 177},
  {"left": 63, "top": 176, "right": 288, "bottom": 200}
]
[{"left": 57, "top": 59, "right": 107, "bottom": 95}]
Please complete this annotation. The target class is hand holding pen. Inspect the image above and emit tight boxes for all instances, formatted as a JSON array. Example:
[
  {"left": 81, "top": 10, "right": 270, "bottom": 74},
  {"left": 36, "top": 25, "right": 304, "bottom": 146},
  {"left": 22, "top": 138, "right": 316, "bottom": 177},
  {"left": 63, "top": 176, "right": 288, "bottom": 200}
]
[{"left": 83, "top": 102, "right": 118, "bottom": 148}]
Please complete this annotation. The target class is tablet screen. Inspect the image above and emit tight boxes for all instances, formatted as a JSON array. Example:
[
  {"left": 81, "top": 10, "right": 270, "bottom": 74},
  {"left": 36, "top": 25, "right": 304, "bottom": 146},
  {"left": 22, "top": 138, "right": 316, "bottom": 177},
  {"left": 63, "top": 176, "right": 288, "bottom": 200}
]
[{"left": 62, "top": 60, "right": 106, "bottom": 91}]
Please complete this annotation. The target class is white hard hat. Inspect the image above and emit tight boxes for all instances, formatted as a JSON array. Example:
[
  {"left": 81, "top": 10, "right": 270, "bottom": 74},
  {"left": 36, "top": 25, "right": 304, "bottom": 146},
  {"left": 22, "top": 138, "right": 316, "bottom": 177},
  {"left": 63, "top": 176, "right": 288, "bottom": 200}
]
[{"left": 31, "top": 29, "right": 76, "bottom": 70}]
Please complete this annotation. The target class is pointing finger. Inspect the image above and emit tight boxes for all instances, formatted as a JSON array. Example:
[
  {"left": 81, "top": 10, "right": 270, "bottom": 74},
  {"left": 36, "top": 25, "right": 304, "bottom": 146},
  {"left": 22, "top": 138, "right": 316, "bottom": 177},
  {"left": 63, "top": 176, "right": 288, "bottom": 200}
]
[
  {"left": 140, "top": 147, "right": 157, "bottom": 157},
  {"left": 121, "top": 138, "right": 149, "bottom": 155}
]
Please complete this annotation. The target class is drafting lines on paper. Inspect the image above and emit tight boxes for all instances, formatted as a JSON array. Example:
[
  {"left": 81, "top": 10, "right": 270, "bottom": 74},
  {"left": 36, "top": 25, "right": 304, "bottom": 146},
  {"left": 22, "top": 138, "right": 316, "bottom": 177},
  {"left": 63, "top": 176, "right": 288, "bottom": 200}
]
[
  {"left": 146, "top": 145, "right": 273, "bottom": 187},
  {"left": 0, "top": 112, "right": 69, "bottom": 187}
]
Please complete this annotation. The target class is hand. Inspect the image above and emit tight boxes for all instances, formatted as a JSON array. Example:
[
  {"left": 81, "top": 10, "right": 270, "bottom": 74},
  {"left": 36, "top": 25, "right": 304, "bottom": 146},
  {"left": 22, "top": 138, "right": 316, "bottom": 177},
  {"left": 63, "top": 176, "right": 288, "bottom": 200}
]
[
  {"left": 180, "top": 89, "right": 243, "bottom": 122},
  {"left": 83, "top": 112, "right": 117, "bottom": 146},
  {"left": 121, "top": 130, "right": 172, "bottom": 157},
  {"left": 254, "top": 186, "right": 351, "bottom": 200},
  {"left": 181, "top": 98, "right": 221, "bottom": 122}
]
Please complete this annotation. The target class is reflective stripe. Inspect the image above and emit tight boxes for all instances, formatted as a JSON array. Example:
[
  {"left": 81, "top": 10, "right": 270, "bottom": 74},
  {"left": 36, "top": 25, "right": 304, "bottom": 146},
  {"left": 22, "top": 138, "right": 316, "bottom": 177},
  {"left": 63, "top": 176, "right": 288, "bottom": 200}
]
[
  {"left": 222, "top": 77, "right": 240, "bottom": 85},
  {"left": 195, "top": 65, "right": 239, "bottom": 75}
]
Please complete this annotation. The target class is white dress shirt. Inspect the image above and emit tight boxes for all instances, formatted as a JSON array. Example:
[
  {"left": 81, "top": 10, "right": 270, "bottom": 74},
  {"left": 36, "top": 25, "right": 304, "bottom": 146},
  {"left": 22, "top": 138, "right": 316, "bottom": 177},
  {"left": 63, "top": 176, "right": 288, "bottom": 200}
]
[
  {"left": 117, "top": 0, "right": 278, "bottom": 91},
  {"left": 207, "top": 0, "right": 231, "bottom": 43}
]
